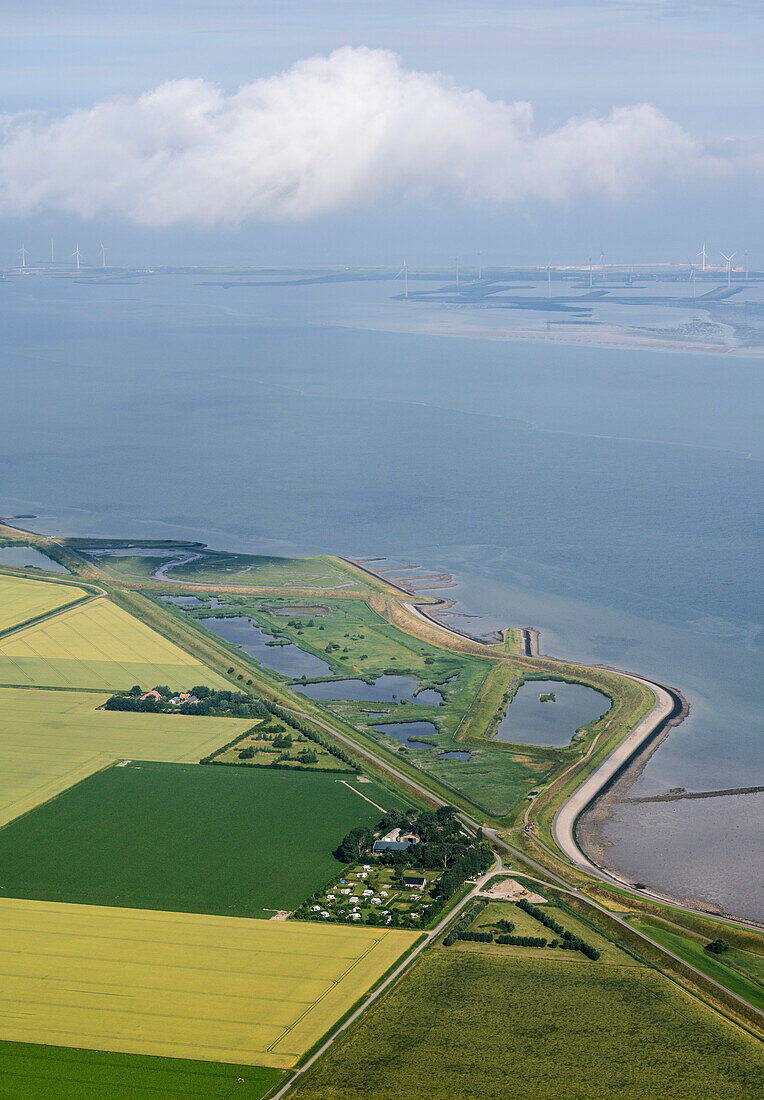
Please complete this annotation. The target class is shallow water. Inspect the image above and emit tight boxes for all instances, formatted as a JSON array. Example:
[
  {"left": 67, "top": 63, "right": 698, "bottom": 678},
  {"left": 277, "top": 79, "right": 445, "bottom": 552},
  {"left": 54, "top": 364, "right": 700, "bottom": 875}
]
[
  {"left": 197, "top": 616, "right": 333, "bottom": 678},
  {"left": 0, "top": 546, "right": 68, "bottom": 572},
  {"left": 374, "top": 721, "right": 440, "bottom": 751},
  {"left": 290, "top": 675, "right": 443, "bottom": 704},
  {"left": 496, "top": 679, "right": 610, "bottom": 748}
]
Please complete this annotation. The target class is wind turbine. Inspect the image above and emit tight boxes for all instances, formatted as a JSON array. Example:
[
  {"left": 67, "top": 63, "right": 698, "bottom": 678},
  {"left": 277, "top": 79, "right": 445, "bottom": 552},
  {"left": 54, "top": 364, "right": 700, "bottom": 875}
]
[
  {"left": 99, "top": 242, "right": 108, "bottom": 268},
  {"left": 454, "top": 255, "right": 460, "bottom": 290},
  {"left": 394, "top": 260, "right": 408, "bottom": 298},
  {"left": 72, "top": 243, "right": 82, "bottom": 271},
  {"left": 697, "top": 241, "right": 707, "bottom": 273},
  {"left": 588, "top": 255, "right": 593, "bottom": 289},
  {"left": 546, "top": 260, "right": 552, "bottom": 298},
  {"left": 720, "top": 251, "right": 736, "bottom": 289},
  {"left": 18, "top": 243, "right": 27, "bottom": 269},
  {"left": 689, "top": 263, "right": 697, "bottom": 301},
  {"left": 744, "top": 249, "right": 749, "bottom": 281},
  {"left": 50, "top": 238, "right": 55, "bottom": 264},
  {"left": 476, "top": 250, "right": 482, "bottom": 281}
]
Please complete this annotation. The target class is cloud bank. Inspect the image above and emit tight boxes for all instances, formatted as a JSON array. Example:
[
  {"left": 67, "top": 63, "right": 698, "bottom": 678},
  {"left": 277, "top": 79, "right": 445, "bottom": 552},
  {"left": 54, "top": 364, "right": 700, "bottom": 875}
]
[{"left": 0, "top": 47, "right": 726, "bottom": 227}]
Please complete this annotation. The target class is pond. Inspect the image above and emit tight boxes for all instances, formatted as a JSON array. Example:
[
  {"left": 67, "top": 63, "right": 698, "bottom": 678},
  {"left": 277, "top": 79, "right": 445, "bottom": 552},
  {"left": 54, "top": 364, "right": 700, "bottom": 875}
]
[
  {"left": 0, "top": 546, "right": 69, "bottom": 572},
  {"left": 437, "top": 750, "right": 472, "bottom": 761},
  {"left": 495, "top": 679, "right": 611, "bottom": 747},
  {"left": 289, "top": 675, "right": 443, "bottom": 704},
  {"left": 374, "top": 721, "right": 440, "bottom": 751},
  {"left": 197, "top": 616, "right": 334, "bottom": 678},
  {"left": 161, "top": 594, "right": 203, "bottom": 606}
]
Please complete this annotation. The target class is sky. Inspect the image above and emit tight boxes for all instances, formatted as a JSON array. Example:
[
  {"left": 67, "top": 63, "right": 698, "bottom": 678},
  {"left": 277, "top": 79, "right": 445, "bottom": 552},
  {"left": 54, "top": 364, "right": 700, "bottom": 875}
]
[{"left": 0, "top": 0, "right": 761, "bottom": 268}]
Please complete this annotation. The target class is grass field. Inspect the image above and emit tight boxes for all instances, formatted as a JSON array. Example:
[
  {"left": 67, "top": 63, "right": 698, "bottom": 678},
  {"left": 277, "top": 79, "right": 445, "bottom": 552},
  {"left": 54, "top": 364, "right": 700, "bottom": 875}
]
[
  {"left": 0, "top": 597, "right": 232, "bottom": 691},
  {"left": 0, "top": 1041, "right": 283, "bottom": 1099},
  {"left": 168, "top": 552, "right": 360, "bottom": 589},
  {"left": 0, "top": 898, "right": 418, "bottom": 1069},
  {"left": 458, "top": 900, "right": 637, "bottom": 965},
  {"left": 0, "top": 762, "right": 405, "bottom": 917},
  {"left": 0, "top": 686, "right": 253, "bottom": 827},
  {"left": 292, "top": 951, "right": 764, "bottom": 1099},
  {"left": 0, "top": 574, "right": 88, "bottom": 634},
  {"left": 631, "top": 919, "right": 764, "bottom": 1012}
]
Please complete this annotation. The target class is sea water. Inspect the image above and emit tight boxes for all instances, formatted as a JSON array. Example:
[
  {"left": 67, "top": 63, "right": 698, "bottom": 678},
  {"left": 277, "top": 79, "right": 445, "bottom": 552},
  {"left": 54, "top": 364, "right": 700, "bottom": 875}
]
[{"left": 1, "top": 273, "right": 761, "bottom": 918}]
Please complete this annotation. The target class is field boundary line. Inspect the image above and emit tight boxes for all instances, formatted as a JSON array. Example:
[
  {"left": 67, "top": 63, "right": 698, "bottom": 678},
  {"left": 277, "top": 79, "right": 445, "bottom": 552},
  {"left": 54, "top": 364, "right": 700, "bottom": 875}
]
[{"left": 336, "top": 780, "right": 387, "bottom": 814}]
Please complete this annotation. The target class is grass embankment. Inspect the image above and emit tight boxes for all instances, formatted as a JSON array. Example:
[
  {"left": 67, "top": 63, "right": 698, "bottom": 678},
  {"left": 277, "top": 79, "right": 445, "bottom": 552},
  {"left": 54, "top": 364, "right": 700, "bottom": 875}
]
[
  {"left": 0, "top": 763, "right": 405, "bottom": 918},
  {"left": 291, "top": 951, "right": 764, "bottom": 1100},
  {"left": 629, "top": 918, "right": 764, "bottom": 1013},
  {"left": 0, "top": 1041, "right": 283, "bottom": 1100}
]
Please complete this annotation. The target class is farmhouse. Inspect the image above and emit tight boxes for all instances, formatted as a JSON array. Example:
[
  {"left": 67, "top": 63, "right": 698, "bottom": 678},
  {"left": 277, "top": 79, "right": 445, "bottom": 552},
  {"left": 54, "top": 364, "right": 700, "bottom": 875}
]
[
  {"left": 169, "top": 692, "right": 198, "bottom": 706},
  {"left": 373, "top": 839, "right": 411, "bottom": 854},
  {"left": 140, "top": 689, "right": 162, "bottom": 703}
]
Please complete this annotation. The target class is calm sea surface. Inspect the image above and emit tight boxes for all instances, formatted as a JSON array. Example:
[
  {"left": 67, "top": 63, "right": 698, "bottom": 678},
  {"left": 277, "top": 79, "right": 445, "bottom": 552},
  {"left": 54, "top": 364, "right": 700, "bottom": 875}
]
[{"left": 1, "top": 274, "right": 761, "bottom": 918}]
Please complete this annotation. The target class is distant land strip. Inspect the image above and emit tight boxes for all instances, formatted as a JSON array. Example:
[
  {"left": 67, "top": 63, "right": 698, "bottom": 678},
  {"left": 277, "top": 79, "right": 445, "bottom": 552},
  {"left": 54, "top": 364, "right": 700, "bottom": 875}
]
[{"left": 623, "top": 785, "right": 764, "bottom": 804}]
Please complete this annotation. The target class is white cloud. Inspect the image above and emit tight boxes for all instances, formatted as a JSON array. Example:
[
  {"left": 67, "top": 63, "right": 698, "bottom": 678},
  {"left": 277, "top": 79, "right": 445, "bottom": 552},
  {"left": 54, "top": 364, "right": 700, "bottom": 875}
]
[{"left": 0, "top": 47, "right": 728, "bottom": 227}]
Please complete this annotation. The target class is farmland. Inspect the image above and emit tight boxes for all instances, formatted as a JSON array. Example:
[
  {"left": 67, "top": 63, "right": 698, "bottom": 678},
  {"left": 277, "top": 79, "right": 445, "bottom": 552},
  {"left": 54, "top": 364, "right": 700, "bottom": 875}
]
[
  {"left": 0, "top": 597, "right": 232, "bottom": 691},
  {"left": 292, "top": 951, "right": 764, "bottom": 1100},
  {"left": 0, "top": 897, "right": 419, "bottom": 1070},
  {"left": 0, "top": 1041, "right": 283, "bottom": 1100},
  {"left": 0, "top": 686, "right": 251, "bottom": 828},
  {"left": 0, "top": 762, "right": 407, "bottom": 917},
  {"left": 0, "top": 574, "right": 88, "bottom": 634}
]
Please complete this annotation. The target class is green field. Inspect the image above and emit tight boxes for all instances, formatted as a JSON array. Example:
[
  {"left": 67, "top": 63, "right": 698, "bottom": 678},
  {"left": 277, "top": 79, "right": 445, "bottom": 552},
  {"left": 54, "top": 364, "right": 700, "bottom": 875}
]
[
  {"left": 0, "top": 897, "right": 418, "bottom": 1069},
  {"left": 0, "top": 1041, "right": 283, "bottom": 1099},
  {"left": 0, "top": 574, "right": 88, "bottom": 634},
  {"left": 0, "top": 686, "right": 252, "bottom": 828},
  {"left": 0, "top": 597, "right": 231, "bottom": 691},
  {"left": 460, "top": 899, "right": 637, "bottom": 965},
  {"left": 0, "top": 762, "right": 405, "bottom": 917},
  {"left": 631, "top": 919, "right": 764, "bottom": 1012},
  {"left": 292, "top": 951, "right": 764, "bottom": 1100},
  {"left": 169, "top": 552, "right": 361, "bottom": 589}
]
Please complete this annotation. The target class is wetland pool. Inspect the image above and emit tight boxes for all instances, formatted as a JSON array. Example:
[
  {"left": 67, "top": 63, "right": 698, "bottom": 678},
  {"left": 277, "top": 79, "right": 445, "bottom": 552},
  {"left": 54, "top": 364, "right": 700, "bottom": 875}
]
[{"left": 496, "top": 679, "right": 611, "bottom": 747}]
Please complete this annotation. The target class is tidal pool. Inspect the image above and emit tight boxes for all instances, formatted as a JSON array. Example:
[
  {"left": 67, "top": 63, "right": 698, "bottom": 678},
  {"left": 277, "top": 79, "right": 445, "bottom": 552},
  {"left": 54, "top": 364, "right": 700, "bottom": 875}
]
[
  {"left": 197, "top": 616, "right": 334, "bottom": 678},
  {"left": 496, "top": 679, "right": 610, "bottom": 748},
  {"left": 374, "top": 721, "right": 440, "bottom": 750},
  {"left": 0, "top": 546, "right": 69, "bottom": 572},
  {"left": 289, "top": 675, "right": 443, "bottom": 704}
]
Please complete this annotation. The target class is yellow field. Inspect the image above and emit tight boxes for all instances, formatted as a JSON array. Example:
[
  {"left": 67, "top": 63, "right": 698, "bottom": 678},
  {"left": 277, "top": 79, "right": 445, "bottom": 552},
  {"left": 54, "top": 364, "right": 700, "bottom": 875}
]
[
  {"left": 0, "top": 597, "right": 231, "bottom": 691},
  {"left": 0, "top": 686, "right": 254, "bottom": 827},
  {"left": 0, "top": 573, "right": 88, "bottom": 634},
  {"left": 0, "top": 898, "right": 418, "bottom": 1068}
]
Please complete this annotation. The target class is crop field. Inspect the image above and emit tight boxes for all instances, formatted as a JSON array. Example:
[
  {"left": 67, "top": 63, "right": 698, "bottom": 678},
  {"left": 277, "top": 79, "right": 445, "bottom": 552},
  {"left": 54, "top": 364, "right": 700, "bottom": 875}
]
[
  {"left": 0, "top": 597, "right": 231, "bottom": 691},
  {"left": 0, "top": 761, "right": 405, "bottom": 917},
  {"left": 0, "top": 898, "right": 418, "bottom": 1069},
  {"left": 0, "top": 574, "right": 88, "bottom": 634},
  {"left": 0, "top": 1041, "right": 283, "bottom": 1100},
  {"left": 292, "top": 951, "right": 764, "bottom": 1100},
  {"left": 0, "top": 687, "right": 252, "bottom": 828}
]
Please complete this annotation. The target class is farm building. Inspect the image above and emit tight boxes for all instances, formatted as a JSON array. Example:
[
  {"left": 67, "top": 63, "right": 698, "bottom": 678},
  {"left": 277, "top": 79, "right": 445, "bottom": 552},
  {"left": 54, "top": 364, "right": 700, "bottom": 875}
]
[
  {"left": 373, "top": 839, "right": 411, "bottom": 854},
  {"left": 403, "top": 874, "right": 426, "bottom": 890}
]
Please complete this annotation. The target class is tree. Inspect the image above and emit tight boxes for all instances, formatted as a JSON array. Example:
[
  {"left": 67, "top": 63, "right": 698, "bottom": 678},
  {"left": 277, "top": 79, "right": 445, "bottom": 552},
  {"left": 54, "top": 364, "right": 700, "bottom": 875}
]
[
  {"left": 705, "top": 938, "right": 730, "bottom": 955},
  {"left": 129, "top": 684, "right": 142, "bottom": 696},
  {"left": 336, "top": 827, "right": 373, "bottom": 863}
]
